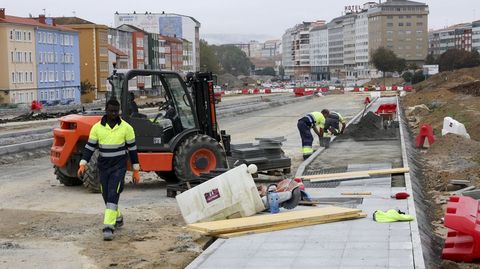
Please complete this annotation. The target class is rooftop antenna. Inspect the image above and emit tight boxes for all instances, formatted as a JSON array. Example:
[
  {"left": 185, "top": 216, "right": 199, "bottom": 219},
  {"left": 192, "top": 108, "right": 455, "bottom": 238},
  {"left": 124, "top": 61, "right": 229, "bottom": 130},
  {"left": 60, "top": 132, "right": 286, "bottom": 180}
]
[{"left": 42, "top": 8, "right": 46, "bottom": 15}]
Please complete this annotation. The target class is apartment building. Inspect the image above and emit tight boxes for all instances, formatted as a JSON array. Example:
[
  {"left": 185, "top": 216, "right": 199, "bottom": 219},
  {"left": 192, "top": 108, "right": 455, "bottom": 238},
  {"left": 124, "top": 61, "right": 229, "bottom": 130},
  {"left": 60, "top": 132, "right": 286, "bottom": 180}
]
[
  {"left": 108, "top": 28, "right": 133, "bottom": 69},
  {"left": 35, "top": 16, "right": 81, "bottom": 105},
  {"left": 161, "top": 35, "right": 183, "bottom": 71},
  {"left": 182, "top": 39, "right": 194, "bottom": 73},
  {"left": 0, "top": 9, "right": 37, "bottom": 104},
  {"left": 429, "top": 23, "right": 472, "bottom": 57},
  {"left": 368, "top": 0, "right": 429, "bottom": 66},
  {"left": 281, "top": 29, "right": 295, "bottom": 78},
  {"left": 473, "top": 20, "right": 480, "bottom": 52},
  {"left": 328, "top": 16, "right": 347, "bottom": 80},
  {"left": 54, "top": 17, "right": 109, "bottom": 101},
  {"left": 309, "top": 24, "right": 329, "bottom": 81},
  {"left": 114, "top": 12, "right": 200, "bottom": 71}
]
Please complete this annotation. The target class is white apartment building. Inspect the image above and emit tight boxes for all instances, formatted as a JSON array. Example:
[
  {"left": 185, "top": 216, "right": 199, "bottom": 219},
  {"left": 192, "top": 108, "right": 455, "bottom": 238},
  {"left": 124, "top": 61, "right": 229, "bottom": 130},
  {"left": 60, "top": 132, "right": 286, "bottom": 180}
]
[
  {"left": 309, "top": 25, "right": 329, "bottom": 81},
  {"left": 471, "top": 20, "right": 480, "bottom": 52}
]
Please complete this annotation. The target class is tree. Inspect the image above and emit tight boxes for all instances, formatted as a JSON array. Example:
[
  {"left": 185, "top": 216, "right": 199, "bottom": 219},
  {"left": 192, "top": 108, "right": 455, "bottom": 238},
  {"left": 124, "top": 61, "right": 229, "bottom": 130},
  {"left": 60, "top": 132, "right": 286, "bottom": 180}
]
[
  {"left": 402, "top": 71, "right": 413, "bottom": 84},
  {"left": 279, "top": 65, "right": 285, "bottom": 78},
  {"left": 214, "top": 45, "right": 252, "bottom": 76},
  {"left": 80, "top": 80, "right": 95, "bottom": 95},
  {"left": 438, "top": 49, "right": 480, "bottom": 71},
  {"left": 199, "top": 40, "right": 220, "bottom": 73},
  {"left": 257, "top": 67, "right": 276, "bottom": 76},
  {"left": 371, "top": 47, "right": 406, "bottom": 83},
  {"left": 425, "top": 53, "right": 436, "bottom": 65}
]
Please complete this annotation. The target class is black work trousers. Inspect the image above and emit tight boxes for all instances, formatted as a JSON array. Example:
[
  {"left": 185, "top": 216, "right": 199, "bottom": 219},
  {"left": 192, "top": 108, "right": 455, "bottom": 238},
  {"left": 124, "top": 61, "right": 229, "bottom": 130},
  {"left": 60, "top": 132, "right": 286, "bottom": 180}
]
[{"left": 98, "top": 161, "right": 126, "bottom": 205}]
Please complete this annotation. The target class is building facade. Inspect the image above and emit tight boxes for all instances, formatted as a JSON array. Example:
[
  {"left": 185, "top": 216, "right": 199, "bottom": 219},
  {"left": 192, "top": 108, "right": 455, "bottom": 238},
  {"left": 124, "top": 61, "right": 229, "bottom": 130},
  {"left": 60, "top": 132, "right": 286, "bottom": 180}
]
[
  {"left": 36, "top": 16, "right": 80, "bottom": 105},
  {"left": 0, "top": 9, "right": 37, "bottom": 104},
  {"left": 473, "top": 20, "right": 480, "bottom": 52},
  {"left": 429, "top": 23, "right": 472, "bottom": 57},
  {"left": 114, "top": 12, "right": 200, "bottom": 71},
  {"left": 108, "top": 28, "right": 133, "bottom": 69},
  {"left": 309, "top": 25, "right": 329, "bottom": 81},
  {"left": 182, "top": 39, "right": 194, "bottom": 73},
  {"left": 368, "top": 0, "right": 429, "bottom": 66},
  {"left": 54, "top": 17, "right": 109, "bottom": 101}
]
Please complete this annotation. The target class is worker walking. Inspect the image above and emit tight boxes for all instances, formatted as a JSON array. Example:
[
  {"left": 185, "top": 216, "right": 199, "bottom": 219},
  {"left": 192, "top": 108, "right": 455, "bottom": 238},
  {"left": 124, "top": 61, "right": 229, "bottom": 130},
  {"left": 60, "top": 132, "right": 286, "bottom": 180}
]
[
  {"left": 78, "top": 99, "right": 140, "bottom": 241},
  {"left": 297, "top": 111, "right": 326, "bottom": 160},
  {"left": 321, "top": 110, "right": 346, "bottom": 148}
]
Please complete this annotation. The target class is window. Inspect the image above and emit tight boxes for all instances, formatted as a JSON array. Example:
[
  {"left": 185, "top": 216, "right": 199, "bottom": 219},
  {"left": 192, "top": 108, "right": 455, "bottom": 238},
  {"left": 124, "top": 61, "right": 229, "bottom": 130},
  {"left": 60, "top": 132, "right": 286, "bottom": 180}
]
[
  {"left": 9, "top": 30, "right": 13, "bottom": 40},
  {"left": 25, "top": 72, "right": 28, "bottom": 82},
  {"left": 417, "top": 22, "right": 423, "bottom": 26},
  {"left": 11, "top": 72, "right": 15, "bottom": 83},
  {"left": 29, "top": 52, "right": 32, "bottom": 62},
  {"left": 399, "top": 22, "right": 404, "bottom": 26},
  {"left": 406, "top": 22, "right": 412, "bottom": 26},
  {"left": 23, "top": 32, "right": 26, "bottom": 41},
  {"left": 11, "top": 52, "right": 14, "bottom": 62},
  {"left": 29, "top": 72, "right": 33, "bottom": 82},
  {"left": 28, "top": 32, "right": 31, "bottom": 41},
  {"left": 70, "top": 36, "right": 73, "bottom": 46},
  {"left": 387, "top": 23, "right": 393, "bottom": 27}
]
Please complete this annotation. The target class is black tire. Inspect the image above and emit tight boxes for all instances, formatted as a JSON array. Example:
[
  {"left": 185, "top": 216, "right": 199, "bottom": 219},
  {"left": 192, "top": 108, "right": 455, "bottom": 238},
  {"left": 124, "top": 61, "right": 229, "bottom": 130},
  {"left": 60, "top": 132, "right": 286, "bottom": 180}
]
[
  {"left": 173, "top": 134, "right": 227, "bottom": 182},
  {"left": 281, "top": 188, "right": 301, "bottom": 210},
  {"left": 54, "top": 166, "right": 83, "bottom": 186},
  {"left": 155, "top": 171, "right": 179, "bottom": 184},
  {"left": 82, "top": 151, "right": 101, "bottom": 193}
]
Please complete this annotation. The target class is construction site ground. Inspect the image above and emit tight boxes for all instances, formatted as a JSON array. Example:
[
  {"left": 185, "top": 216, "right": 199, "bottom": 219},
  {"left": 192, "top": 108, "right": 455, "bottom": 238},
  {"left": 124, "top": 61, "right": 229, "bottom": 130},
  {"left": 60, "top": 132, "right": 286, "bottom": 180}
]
[
  {"left": 402, "top": 66, "right": 480, "bottom": 269},
  {"left": 0, "top": 93, "right": 365, "bottom": 269}
]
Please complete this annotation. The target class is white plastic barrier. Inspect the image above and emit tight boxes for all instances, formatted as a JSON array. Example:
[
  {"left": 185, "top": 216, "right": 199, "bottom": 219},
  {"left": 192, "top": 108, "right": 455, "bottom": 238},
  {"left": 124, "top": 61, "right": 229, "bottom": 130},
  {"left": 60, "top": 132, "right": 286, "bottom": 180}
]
[
  {"left": 176, "top": 164, "right": 265, "bottom": 224},
  {"left": 441, "top": 117, "right": 470, "bottom": 139}
]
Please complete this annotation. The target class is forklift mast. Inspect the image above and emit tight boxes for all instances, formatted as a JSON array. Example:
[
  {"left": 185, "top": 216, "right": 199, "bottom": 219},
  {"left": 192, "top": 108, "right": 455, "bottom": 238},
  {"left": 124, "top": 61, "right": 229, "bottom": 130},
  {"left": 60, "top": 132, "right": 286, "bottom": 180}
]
[{"left": 189, "top": 72, "right": 219, "bottom": 141}]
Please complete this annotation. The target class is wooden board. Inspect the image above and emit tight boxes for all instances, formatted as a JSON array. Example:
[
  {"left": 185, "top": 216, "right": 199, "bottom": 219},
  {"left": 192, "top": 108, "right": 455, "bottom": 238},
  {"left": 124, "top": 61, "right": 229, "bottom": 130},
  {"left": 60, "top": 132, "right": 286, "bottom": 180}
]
[
  {"left": 306, "top": 167, "right": 410, "bottom": 183},
  {"left": 217, "top": 213, "right": 367, "bottom": 238},
  {"left": 186, "top": 207, "right": 362, "bottom": 235},
  {"left": 341, "top": 192, "right": 372, "bottom": 196}
]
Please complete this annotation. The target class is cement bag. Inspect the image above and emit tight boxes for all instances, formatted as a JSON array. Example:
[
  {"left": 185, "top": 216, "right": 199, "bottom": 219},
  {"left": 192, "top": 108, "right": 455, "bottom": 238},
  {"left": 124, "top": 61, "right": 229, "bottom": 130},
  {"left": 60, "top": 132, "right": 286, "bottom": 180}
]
[
  {"left": 176, "top": 164, "right": 265, "bottom": 224},
  {"left": 441, "top": 117, "right": 470, "bottom": 139}
]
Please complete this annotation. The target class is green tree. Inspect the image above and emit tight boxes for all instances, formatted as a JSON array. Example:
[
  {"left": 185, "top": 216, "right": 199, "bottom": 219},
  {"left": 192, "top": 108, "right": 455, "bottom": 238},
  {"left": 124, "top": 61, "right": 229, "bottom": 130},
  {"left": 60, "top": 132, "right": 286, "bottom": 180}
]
[
  {"left": 257, "top": 67, "right": 276, "bottom": 76},
  {"left": 214, "top": 45, "right": 252, "bottom": 76},
  {"left": 402, "top": 71, "right": 413, "bottom": 84},
  {"left": 438, "top": 49, "right": 480, "bottom": 71},
  {"left": 371, "top": 47, "right": 406, "bottom": 83},
  {"left": 425, "top": 53, "right": 436, "bottom": 65},
  {"left": 80, "top": 80, "right": 95, "bottom": 95},
  {"left": 199, "top": 40, "right": 220, "bottom": 73}
]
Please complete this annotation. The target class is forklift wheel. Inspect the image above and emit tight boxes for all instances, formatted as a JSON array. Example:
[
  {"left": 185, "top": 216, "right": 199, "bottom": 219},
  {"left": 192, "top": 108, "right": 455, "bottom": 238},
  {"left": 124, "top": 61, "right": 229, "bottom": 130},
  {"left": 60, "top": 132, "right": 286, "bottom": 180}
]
[{"left": 174, "top": 134, "right": 227, "bottom": 181}]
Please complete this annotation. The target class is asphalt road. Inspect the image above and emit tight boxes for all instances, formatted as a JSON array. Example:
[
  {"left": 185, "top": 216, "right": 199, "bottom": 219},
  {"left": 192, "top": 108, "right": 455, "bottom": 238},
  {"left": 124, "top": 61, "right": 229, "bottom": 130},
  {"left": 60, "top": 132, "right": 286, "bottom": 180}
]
[{"left": 0, "top": 93, "right": 366, "bottom": 269}]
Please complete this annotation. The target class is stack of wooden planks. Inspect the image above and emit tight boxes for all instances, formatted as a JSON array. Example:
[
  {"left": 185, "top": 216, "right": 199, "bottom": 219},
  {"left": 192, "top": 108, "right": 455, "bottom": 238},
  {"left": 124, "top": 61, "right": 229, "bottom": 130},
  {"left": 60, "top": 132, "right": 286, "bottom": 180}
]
[
  {"left": 304, "top": 167, "right": 410, "bottom": 182},
  {"left": 186, "top": 206, "right": 366, "bottom": 238}
]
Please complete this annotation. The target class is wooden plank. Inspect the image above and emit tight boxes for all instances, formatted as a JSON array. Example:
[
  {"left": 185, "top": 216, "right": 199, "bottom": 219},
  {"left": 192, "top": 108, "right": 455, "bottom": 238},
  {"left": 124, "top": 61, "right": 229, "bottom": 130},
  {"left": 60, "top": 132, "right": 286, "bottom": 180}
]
[
  {"left": 186, "top": 207, "right": 362, "bottom": 235},
  {"left": 341, "top": 192, "right": 372, "bottom": 196},
  {"left": 307, "top": 167, "right": 410, "bottom": 182},
  {"left": 218, "top": 213, "right": 367, "bottom": 238}
]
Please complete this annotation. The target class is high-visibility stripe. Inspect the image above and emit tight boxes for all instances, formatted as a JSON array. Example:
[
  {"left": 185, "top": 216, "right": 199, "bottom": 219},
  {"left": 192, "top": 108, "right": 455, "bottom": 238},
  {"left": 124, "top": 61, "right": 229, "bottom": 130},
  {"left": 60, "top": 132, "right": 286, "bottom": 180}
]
[
  {"left": 117, "top": 181, "right": 121, "bottom": 193},
  {"left": 99, "top": 151, "right": 126, "bottom": 157},
  {"left": 104, "top": 208, "right": 117, "bottom": 226},
  {"left": 126, "top": 139, "right": 135, "bottom": 144},
  {"left": 85, "top": 144, "right": 96, "bottom": 151},
  {"left": 88, "top": 138, "right": 98, "bottom": 144},
  {"left": 106, "top": 203, "right": 118, "bottom": 210},
  {"left": 99, "top": 143, "right": 125, "bottom": 149},
  {"left": 302, "top": 147, "right": 313, "bottom": 154},
  {"left": 128, "top": 145, "right": 137, "bottom": 151}
]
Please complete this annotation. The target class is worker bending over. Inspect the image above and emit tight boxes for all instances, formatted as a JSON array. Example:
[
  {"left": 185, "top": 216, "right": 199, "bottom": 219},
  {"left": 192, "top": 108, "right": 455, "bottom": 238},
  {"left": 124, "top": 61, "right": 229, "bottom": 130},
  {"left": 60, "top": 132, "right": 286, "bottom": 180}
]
[
  {"left": 297, "top": 111, "right": 326, "bottom": 160},
  {"left": 321, "top": 109, "right": 346, "bottom": 148},
  {"left": 78, "top": 99, "right": 140, "bottom": 241}
]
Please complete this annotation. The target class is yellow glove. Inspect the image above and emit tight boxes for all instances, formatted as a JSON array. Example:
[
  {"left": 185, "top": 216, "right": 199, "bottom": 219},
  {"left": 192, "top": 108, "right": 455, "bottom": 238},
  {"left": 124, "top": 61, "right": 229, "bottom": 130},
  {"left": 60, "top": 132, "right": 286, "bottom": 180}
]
[{"left": 132, "top": 170, "right": 140, "bottom": 184}]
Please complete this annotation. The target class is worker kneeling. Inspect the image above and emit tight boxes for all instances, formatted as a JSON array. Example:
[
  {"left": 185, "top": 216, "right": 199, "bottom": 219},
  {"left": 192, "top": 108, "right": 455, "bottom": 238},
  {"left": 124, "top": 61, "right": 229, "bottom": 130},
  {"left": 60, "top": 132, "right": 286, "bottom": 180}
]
[
  {"left": 78, "top": 99, "right": 140, "bottom": 241},
  {"left": 320, "top": 110, "right": 346, "bottom": 148}
]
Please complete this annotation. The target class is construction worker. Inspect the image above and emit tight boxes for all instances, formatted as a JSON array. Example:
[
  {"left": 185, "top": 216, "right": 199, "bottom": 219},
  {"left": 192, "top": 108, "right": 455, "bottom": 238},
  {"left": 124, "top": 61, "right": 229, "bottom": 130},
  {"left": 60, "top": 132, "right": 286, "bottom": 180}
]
[
  {"left": 77, "top": 98, "right": 140, "bottom": 241},
  {"left": 297, "top": 111, "right": 326, "bottom": 160},
  {"left": 320, "top": 109, "right": 346, "bottom": 148}
]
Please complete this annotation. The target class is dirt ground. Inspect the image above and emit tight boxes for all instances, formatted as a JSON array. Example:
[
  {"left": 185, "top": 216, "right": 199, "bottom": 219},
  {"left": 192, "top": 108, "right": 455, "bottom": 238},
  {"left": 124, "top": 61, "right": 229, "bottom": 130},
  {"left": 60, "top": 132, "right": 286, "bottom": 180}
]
[{"left": 401, "top": 66, "right": 480, "bottom": 268}]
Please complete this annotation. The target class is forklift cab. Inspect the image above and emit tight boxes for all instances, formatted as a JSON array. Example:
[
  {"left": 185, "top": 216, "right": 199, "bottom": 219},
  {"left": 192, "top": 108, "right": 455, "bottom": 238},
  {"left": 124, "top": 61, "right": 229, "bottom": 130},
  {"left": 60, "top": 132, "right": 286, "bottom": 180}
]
[{"left": 108, "top": 69, "right": 198, "bottom": 152}]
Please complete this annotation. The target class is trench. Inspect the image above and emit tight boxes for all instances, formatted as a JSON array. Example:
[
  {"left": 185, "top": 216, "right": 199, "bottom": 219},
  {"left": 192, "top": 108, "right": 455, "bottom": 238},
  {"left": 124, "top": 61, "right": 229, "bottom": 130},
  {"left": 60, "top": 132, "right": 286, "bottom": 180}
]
[{"left": 400, "top": 105, "right": 443, "bottom": 268}]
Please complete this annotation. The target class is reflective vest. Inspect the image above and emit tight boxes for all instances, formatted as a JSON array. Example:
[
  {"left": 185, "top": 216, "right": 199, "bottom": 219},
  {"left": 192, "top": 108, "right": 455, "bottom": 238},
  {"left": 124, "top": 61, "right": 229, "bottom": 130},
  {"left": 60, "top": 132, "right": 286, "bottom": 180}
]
[
  {"left": 306, "top": 112, "right": 325, "bottom": 128},
  {"left": 82, "top": 116, "right": 139, "bottom": 168}
]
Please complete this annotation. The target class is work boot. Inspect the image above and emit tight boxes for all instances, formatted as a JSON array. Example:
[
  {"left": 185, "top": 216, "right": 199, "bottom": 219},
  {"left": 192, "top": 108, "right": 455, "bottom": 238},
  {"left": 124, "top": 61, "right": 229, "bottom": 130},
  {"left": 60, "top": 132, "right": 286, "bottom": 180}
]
[
  {"left": 102, "top": 227, "right": 114, "bottom": 241},
  {"left": 115, "top": 216, "right": 124, "bottom": 228}
]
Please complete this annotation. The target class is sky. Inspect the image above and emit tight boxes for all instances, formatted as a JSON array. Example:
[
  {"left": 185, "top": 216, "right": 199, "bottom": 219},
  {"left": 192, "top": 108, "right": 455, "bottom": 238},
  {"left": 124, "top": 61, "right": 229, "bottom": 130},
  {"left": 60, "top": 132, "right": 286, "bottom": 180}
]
[{"left": 2, "top": 0, "right": 479, "bottom": 44}]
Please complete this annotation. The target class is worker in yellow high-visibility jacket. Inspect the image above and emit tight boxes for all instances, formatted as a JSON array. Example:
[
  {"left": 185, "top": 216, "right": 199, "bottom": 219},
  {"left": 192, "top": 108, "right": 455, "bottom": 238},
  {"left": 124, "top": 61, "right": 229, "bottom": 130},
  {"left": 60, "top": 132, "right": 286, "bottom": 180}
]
[
  {"left": 321, "top": 110, "right": 346, "bottom": 148},
  {"left": 297, "top": 111, "right": 326, "bottom": 160},
  {"left": 78, "top": 99, "right": 140, "bottom": 241}
]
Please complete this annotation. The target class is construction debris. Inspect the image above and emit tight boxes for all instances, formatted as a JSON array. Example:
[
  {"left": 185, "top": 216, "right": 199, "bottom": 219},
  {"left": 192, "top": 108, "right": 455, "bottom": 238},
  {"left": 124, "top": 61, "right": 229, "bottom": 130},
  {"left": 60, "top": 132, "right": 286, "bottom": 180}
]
[
  {"left": 186, "top": 207, "right": 366, "bottom": 238},
  {"left": 340, "top": 111, "right": 398, "bottom": 141}
]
